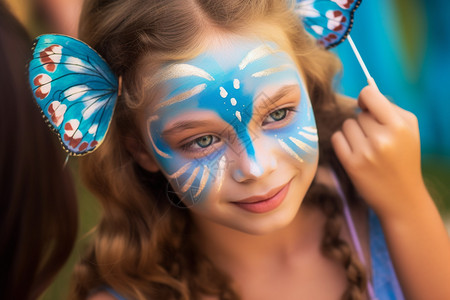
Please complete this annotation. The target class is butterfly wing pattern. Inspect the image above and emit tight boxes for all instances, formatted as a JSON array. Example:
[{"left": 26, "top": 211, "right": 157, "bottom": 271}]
[
  {"left": 295, "top": 0, "right": 361, "bottom": 49},
  {"left": 28, "top": 34, "right": 118, "bottom": 155}
]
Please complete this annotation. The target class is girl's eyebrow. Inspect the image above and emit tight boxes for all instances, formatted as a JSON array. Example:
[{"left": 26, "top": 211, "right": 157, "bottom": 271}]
[
  {"left": 256, "top": 84, "right": 299, "bottom": 109},
  {"left": 162, "top": 120, "right": 213, "bottom": 137}
]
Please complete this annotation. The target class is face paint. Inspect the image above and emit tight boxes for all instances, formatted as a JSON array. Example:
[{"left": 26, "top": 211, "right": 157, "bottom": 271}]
[{"left": 144, "top": 37, "right": 318, "bottom": 209}]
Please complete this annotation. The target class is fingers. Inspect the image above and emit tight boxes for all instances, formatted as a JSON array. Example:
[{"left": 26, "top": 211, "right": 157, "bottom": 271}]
[
  {"left": 393, "top": 104, "right": 420, "bottom": 129},
  {"left": 334, "top": 84, "right": 421, "bottom": 159},
  {"left": 331, "top": 111, "right": 386, "bottom": 169},
  {"left": 331, "top": 118, "right": 369, "bottom": 166},
  {"left": 331, "top": 130, "right": 351, "bottom": 163},
  {"left": 332, "top": 84, "right": 424, "bottom": 213},
  {"left": 357, "top": 111, "right": 383, "bottom": 138},
  {"left": 358, "top": 85, "right": 397, "bottom": 125},
  {"left": 341, "top": 119, "right": 367, "bottom": 150}
]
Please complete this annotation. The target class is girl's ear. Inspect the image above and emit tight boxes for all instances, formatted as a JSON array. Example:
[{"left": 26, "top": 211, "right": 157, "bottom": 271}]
[{"left": 125, "top": 136, "right": 160, "bottom": 172}]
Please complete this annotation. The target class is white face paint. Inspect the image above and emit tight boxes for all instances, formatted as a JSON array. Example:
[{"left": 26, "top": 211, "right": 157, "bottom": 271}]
[{"left": 143, "top": 36, "right": 319, "bottom": 234}]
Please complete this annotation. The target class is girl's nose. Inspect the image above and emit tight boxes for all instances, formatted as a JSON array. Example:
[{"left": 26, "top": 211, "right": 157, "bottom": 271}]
[{"left": 230, "top": 137, "right": 277, "bottom": 183}]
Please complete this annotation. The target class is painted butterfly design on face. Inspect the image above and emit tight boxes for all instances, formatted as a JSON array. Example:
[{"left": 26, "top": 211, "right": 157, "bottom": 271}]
[
  {"left": 295, "top": 0, "right": 362, "bottom": 49},
  {"left": 27, "top": 1, "right": 361, "bottom": 156},
  {"left": 28, "top": 34, "right": 118, "bottom": 155}
]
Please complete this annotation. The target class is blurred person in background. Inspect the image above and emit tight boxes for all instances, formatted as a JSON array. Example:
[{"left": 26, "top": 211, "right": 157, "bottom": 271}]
[
  {"left": 35, "top": 0, "right": 83, "bottom": 37},
  {"left": 4, "top": 0, "right": 83, "bottom": 37},
  {"left": 0, "top": 1, "right": 78, "bottom": 299}
]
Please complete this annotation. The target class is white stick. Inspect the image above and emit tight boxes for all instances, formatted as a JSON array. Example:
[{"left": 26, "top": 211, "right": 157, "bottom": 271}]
[{"left": 347, "top": 34, "right": 377, "bottom": 87}]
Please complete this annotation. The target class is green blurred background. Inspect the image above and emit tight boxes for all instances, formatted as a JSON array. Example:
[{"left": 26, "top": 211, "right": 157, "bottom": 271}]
[{"left": 3, "top": 0, "right": 449, "bottom": 298}]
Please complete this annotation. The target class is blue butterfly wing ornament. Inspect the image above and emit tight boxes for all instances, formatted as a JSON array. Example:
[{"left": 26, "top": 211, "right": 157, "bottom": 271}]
[
  {"left": 28, "top": 34, "right": 118, "bottom": 155},
  {"left": 295, "top": 0, "right": 361, "bottom": 49}
]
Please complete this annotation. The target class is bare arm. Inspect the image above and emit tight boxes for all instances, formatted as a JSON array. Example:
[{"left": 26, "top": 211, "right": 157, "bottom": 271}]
[
  {"left": 331, "top": 85, "right": 450, "bottom": 300},
  {"left": 380, "top": 187, "right": 450, "bottom": 300}
]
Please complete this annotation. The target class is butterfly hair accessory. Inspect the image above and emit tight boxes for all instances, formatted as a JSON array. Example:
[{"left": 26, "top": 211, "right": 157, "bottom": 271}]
[
  {"left": 28, "top": 34, "right": 119, "bottom": 156},
  {"left": 294, "top": 0, "right": 376, "bottom": 85},
  {"left": 294, "top": 0, "right": 361, "bottom": 49}
]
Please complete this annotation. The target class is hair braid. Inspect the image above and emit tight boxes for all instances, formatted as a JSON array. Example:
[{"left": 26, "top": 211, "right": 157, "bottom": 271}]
[
  {"left": 305, "top": 177, "right": 368, "bottom": 300},
  {"left": 323, "top": 188, "right": 366, "bottom": 299},
  {"left": 305, "top": 100, "right": 368, "bottom": 299}
]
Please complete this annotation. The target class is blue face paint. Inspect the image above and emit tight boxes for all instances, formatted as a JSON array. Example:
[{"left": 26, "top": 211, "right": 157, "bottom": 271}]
[{"left": 145, "top": 38, "right": 318, "bottom": 206}]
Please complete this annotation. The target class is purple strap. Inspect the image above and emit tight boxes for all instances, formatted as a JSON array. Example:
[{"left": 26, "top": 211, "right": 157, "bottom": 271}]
[{"left": 329, "top": 169, "right": 377, "bottom": 300}]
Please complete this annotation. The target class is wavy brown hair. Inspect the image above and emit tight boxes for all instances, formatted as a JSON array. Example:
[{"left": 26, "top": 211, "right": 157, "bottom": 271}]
[{"left": 71, "top": 0, "right": 366, "bottom": 299}]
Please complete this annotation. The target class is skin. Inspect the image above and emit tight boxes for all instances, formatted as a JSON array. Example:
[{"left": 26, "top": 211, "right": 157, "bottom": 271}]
[
  {"left": 141, "top": 37, "right": 319, "bottom": 235},
  {"left": 91, "top": 34, "right": 450, "bottom": 300},
  {"left": 332, "top": 82, "right": 450, "bottom": 300},
  {"left": 38, "top": 0, "right": 83, "bottom": 36}
]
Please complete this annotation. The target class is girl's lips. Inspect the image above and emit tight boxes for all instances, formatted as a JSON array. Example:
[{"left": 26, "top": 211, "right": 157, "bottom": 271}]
[{"left": 232, "top": 181, "right": 291, "bottom": 213}]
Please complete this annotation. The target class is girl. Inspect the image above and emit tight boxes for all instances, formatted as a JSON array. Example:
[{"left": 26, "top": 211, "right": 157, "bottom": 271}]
[{"left": 32, "top": 0, "right": 449, "bottom": 299}]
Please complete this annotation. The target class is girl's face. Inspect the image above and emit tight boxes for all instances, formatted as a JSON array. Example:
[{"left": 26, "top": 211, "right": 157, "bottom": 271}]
[{"left": 142, "top": 36, "right": 318, "bottom": 235}]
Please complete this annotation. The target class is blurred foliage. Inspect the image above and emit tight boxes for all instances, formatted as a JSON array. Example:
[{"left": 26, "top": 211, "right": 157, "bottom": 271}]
[
  {"left": 393, "top": 0, "right": 427, "bottom": 81},
  {"left": 423, "top": 156, "right": 450, "bottom": 214}
]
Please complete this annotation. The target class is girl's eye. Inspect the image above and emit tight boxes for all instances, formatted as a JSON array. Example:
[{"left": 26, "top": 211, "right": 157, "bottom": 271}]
[
  {"left": 196, "top": 135, "right": 214, "bottom": 148},
  {"left": 181, "top": 135, "right": 220, "bottom": 152},
  {"left": 263, "top": 107, "right": 293, "bottom": 125},
  {"left": 269, "top": 109, "right": 287, "bottom": 121}
]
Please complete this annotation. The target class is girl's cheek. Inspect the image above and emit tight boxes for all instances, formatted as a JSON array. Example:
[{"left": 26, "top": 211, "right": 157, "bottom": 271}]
[
  {"left": 146, "top": 117, "right": 222, "bottom": 206},
  {"left": 156, "top": 148, "right": 228, "bottom": 206},
  {"left": 271, "top": 99, "right": 319, "bottom": 165}
]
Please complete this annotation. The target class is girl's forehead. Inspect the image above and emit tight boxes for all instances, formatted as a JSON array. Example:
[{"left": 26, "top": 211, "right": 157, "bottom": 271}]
[
  {"left": 148, "top": 36, "right": 302, "bottom": 120},
  {"left": 189, "top": 37, "right": 278, "bottom": 69},
  {"left": 172, "top": 37, "right": 290, "bottom": 75}
]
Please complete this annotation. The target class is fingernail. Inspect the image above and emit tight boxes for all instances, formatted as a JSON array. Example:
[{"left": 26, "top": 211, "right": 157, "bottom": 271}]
[{"left": 367, "top": 77, "right": 379, "bottom": 91}]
